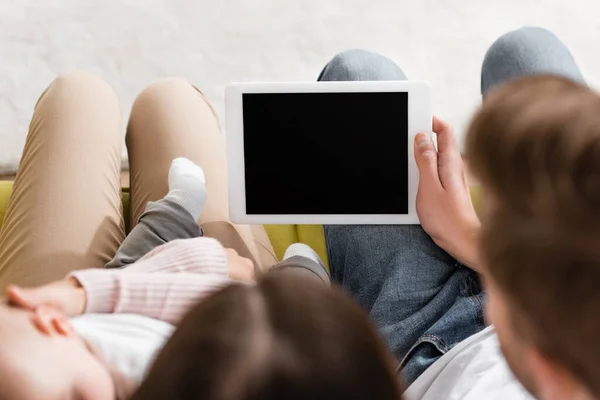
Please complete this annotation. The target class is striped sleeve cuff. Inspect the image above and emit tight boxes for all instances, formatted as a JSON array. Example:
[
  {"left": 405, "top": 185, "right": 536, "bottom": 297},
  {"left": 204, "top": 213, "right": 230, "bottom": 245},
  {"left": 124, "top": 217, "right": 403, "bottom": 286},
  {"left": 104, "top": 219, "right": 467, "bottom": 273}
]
[{"left": 68, "top": 269, "right": 120, "bottom": 314}]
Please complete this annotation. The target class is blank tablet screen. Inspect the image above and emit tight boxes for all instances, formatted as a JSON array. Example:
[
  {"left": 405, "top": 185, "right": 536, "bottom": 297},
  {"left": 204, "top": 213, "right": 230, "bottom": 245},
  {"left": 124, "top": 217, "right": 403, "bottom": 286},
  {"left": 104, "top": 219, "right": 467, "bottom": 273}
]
[{"left": 242, "top": 92, "right": 409, "bottom": 215}]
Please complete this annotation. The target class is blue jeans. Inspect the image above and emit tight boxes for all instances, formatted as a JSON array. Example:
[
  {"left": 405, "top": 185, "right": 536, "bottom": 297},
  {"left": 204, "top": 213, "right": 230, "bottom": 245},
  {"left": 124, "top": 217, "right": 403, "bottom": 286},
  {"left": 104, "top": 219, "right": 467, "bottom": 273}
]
[{"left": 319, "top": 27, "right": 584, "bottom": 386}]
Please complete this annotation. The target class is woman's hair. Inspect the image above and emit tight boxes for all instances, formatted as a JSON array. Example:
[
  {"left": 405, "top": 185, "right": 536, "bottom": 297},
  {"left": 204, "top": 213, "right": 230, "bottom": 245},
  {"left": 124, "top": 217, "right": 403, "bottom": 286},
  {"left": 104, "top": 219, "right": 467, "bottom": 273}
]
[{"left": 132, "top": 272, "right": 403, "bottom": 400}]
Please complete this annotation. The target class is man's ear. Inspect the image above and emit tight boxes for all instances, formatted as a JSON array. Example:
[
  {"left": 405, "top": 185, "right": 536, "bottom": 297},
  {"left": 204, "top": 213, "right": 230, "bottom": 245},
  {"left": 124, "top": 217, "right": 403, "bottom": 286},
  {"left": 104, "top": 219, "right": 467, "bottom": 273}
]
[{"left": 529, "top": 349, "right": 592, "bottom": 400}]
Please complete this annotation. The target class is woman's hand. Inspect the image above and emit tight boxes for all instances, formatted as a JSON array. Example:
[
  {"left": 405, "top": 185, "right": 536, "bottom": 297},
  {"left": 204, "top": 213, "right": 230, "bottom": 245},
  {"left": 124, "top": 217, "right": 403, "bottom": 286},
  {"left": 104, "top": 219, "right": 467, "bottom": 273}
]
[
  {"left": 414, "top": 116, "right": 482, "bottom": 272},
  {"left": 6, "top": 277, "right": 86, "bottom": 316},
  {"left": 224, "top": 248, "right": 255, "bottom": 282}
]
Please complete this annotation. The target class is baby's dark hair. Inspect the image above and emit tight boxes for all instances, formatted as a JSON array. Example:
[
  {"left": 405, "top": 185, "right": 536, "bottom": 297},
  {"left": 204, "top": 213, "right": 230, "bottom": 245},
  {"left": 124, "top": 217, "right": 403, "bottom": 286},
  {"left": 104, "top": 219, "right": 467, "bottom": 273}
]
[{"left": 132, "top": 272, "right": 403, "bottom": 400}]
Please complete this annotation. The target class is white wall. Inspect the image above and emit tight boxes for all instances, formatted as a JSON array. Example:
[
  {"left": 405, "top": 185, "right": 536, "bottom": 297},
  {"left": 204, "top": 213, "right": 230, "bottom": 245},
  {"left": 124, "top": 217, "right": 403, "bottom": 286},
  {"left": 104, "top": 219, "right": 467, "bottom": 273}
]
[{"left": 1, "top": 0, "right": 599, "bottom": 173}]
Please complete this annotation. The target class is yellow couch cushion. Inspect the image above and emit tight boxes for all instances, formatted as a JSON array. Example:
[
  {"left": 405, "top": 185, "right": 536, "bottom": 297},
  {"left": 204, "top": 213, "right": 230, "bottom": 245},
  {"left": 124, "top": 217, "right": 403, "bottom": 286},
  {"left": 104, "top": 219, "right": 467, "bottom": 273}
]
[
  {"left": 264, "top": 224, "right": 328, "bottom": 267},
  {"left": 0, "top": 181, "right": 330, "bottom": 267},
  {"left": 0, "top": 181, "right": 11, "bottom": 230}
]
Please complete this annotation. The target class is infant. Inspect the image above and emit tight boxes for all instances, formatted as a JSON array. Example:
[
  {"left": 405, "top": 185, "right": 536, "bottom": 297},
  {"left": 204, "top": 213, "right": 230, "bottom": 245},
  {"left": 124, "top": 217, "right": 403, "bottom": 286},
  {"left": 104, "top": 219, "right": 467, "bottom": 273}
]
[{"left": 0, "top": 158, "right": 328, "bottom": 400}]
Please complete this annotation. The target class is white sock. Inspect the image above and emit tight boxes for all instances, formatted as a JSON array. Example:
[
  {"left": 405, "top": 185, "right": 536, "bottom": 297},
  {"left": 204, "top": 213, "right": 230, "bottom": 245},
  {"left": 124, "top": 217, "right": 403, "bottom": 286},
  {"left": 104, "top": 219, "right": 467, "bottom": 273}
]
[
  {"left": 164, "top": 158, "right": 207, "bottom": 221},
  {"left": 284, "top": 243, "right": 326, "bottom": 270}
]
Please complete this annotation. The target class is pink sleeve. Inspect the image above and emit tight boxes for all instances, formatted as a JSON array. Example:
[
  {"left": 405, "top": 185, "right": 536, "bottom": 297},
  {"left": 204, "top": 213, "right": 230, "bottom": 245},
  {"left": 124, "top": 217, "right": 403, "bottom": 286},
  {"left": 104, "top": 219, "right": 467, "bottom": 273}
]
[
  {"left": 121, "top": 237, "right": 228, "bottom": 275},
  {"left": 68, "top": 237, "right": 232, "bottom": 324},
  {"left": 70, "top": 270, "right": 234, "bottom": 324}
]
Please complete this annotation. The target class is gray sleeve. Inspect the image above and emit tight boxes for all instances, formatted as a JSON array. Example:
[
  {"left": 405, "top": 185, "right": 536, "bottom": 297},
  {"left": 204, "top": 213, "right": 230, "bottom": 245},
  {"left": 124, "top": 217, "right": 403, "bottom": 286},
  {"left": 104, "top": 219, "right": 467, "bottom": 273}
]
[{"left": 105, "top": 199, "right": 203, "bottom": 269}]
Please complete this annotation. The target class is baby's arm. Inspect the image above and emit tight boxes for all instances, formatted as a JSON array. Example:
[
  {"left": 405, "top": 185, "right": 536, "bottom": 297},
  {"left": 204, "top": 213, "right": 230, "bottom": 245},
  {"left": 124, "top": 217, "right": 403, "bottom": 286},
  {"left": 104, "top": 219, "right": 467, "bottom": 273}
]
[
  {"left": 72, "top": 243, "right": 327, "bottom": 325},
  {"left": 72, "top": 270, "right": 233, "bottom": 324},
  {"left": 7, "top": 236, "right": 254, "bottom": 324},
  {"left": 70, "top": 236, "right": 236, "bottom": 324}
]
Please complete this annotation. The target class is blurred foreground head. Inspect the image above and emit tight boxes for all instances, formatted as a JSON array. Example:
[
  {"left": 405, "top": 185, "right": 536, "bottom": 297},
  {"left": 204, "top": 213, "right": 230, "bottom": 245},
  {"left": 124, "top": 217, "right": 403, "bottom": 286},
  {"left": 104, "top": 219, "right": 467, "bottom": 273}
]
[
  {"left": 467, "top": 75, "right": 600, "bottom": 400},
  {"left": 132, "top": 272, "right": 403, "bottom": 400}
]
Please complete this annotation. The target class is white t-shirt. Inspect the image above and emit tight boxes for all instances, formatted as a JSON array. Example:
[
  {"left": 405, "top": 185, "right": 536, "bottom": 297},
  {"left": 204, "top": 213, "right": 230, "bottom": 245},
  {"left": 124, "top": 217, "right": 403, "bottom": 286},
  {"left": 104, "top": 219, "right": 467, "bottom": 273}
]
[
  {"left": 71, "top": 315, "right": 532, "bottom": 400},
  {"left": 70, "top": 314, "right": 174, "bottom": 400},
  {"left": 405, "top": 326, "right": 534, "bottom": 400}
]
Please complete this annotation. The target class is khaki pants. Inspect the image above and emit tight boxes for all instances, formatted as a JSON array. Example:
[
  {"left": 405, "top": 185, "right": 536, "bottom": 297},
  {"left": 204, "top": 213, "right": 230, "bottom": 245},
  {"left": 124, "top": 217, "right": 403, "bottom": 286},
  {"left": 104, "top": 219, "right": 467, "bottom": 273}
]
[{"left": 0, "top": 72, "right": 277, "bottom": 289}]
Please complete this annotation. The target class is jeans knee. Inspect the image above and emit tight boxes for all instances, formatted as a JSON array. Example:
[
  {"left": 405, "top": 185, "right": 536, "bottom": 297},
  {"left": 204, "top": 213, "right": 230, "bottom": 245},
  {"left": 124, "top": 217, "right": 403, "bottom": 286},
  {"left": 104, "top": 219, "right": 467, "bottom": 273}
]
[
  {"left": 484, "top": 27, "right": 560, "bottom": 70},
  {"left": 320, "top": 49, "right": 406, "bottom": 81},
  {"left": 329, "top": 50, "right": 384, "bottom": 75}
]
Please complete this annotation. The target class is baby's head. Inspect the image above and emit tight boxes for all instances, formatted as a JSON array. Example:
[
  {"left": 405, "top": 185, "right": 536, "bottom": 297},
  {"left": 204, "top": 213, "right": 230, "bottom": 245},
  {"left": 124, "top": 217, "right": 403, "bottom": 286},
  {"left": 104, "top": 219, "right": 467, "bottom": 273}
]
[
  {"left": 0, "top": 300, "right": 113, "bottom": 400},
  {"left": 133, "top": 272, "right": 403, "bottom": 400}
]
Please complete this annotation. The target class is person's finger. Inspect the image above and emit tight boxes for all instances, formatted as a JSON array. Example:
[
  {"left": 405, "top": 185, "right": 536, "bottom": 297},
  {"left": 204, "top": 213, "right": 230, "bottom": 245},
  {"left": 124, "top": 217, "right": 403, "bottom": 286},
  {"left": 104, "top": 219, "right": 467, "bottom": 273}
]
[
  {"left": 32, "top": 306, "right": 56, "bottom": 336},
  {"left": 243, "top": 257, "right": 255, "bottom": 281},
  {"left": 414, "top": 133, "right": 440, "bottom": 186},
  {"left": 52, "top": 314, "right": 74, "bottom": 337},
  {"left": 234, "top": 257, "right": 254, "bottom": 282},
  {"left": 432, "top": 115, "right": 451, "bottom": 134},
  {"left": 32, "top": 316, "right": 53, "bottom": 336},
  {"left": 433, "top": 116, "right": 463, "bottom": 189},
  {"left": 433, "top": 116, "right": 460, "bottom": 157},
  {"left": 6, "top": 285, "right": 37, "bottom": 310}
]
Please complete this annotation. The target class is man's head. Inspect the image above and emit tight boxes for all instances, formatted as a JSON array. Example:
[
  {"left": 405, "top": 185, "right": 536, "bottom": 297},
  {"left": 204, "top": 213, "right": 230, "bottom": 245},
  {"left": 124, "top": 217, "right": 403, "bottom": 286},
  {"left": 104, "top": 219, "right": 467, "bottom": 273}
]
[
  {"left": 133, "top": 272, "right": 403, "bottom": 400},
  {"left": 0, "top": 301, "right": 114, "bottom": 400},
  {"left": 466, "top": 76, "right": 600, "bottom": 400}
]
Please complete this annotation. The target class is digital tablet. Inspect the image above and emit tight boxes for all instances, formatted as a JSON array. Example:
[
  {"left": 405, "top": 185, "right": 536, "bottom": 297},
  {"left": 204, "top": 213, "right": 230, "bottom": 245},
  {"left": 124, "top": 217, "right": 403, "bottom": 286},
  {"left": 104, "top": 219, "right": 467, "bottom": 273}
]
[{"left": 225, "top": 81, "right": 431, "bottom": 225}]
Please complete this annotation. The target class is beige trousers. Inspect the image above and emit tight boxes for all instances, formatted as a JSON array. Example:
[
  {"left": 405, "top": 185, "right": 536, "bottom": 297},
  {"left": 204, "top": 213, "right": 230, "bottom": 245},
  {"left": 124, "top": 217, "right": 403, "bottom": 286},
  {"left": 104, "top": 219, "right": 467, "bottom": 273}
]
[{"left": 0, "top": 72, "right": 277, "bottom": 289}]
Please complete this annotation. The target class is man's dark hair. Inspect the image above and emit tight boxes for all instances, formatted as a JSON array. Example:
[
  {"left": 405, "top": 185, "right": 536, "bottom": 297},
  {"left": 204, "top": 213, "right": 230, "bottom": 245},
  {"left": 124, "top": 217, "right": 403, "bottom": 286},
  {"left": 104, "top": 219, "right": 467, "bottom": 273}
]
[
  {"left": 467, "top": 75, "right": 600, "bottom": 396},
  {"left": 132, "top": 272, "right": 403, "bottom": 400}
]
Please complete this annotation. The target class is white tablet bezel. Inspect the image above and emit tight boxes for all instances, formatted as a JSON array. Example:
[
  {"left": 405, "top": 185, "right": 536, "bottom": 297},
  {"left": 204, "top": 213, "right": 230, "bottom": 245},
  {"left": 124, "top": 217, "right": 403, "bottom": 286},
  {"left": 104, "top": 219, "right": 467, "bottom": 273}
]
[{"left": 225, "top": 81, "right": 431, "bottom": 225}]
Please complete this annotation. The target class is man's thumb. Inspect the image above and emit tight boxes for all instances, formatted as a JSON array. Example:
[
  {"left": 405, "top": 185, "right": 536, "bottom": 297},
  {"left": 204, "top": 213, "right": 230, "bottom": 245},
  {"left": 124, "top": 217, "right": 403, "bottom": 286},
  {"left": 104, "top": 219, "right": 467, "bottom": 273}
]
[{"left": 414, "top": 133, "right": 439, "bottom": 181}]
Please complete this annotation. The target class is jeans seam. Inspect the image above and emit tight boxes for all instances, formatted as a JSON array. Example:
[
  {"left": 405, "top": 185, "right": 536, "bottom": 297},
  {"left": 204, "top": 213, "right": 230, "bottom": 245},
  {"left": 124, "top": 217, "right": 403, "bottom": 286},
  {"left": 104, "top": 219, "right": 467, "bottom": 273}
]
[
  {"left": 396, "top": 333, "right": 448, "bottom": 374},
  {"left": 471, "top": 278, "right": 484, "bottom": 318},
  {"left": 421, "top": 333, "right": 447, "bottom": 348},
  {"left": 461, "top": 273, "right": 470, "bottom": 296},
  {"left": 465, "top": 274, "right": 485, "bottom": 327}
]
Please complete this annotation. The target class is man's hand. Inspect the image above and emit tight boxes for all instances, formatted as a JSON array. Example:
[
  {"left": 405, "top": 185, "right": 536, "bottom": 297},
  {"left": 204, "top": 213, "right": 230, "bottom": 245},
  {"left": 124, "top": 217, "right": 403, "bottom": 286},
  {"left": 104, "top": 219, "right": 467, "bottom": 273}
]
[
  {"left": 415, "top": 116, "right": 482, "bottom": 272},
  {"left": 6, "top": 277, "right": 86, "bottom": 316},
  {"left": 224, "top": 248, "right": 255, "bottom": 282}
]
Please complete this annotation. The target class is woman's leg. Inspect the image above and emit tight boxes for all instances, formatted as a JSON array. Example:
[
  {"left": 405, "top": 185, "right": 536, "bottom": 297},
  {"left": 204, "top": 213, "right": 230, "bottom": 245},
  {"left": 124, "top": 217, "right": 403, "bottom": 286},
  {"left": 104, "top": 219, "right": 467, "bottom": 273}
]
[
  {"left": 126, "top": 78, "right": 277, "bottom": 272},
  {"left": 0, "top": 72, "right": 124, "bottom": 289}
]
